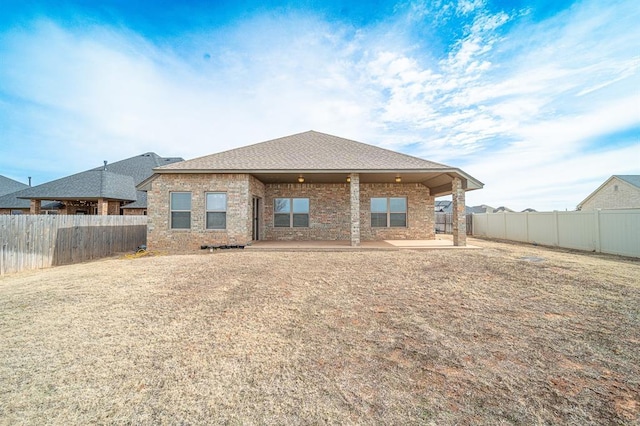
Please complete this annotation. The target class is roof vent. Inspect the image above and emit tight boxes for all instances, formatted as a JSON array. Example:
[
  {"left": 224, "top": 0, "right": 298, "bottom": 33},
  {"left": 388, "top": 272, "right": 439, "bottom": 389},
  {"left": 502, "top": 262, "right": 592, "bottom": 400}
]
[{"left": 103, "top": 160, "right": 108, "bottom": 171}]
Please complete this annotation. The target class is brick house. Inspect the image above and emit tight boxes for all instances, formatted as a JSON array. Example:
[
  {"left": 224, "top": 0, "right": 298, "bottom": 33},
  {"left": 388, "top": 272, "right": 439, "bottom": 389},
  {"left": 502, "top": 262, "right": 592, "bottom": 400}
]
[
  {"left": 141, "top": 131, "right": 483, "bottom": 250},
  {"left": 577, "top": 175, "right": 640, "bottom": 210},
  {"left": 14, "top": 153, "right": 183, "bottom": 215}
]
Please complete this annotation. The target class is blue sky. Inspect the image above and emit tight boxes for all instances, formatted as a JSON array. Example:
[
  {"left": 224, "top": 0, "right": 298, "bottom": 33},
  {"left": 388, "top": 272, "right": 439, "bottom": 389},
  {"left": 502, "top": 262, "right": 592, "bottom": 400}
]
[{"left": 1, "top": 0, "right": 638, "bottom": 211}]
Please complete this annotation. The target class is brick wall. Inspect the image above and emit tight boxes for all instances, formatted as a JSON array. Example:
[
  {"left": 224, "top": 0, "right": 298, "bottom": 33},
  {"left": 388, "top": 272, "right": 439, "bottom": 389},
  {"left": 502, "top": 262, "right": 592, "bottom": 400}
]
[
  {"left": 0, "top": 208, "right": 30, "bottom": 215},
  {"left": 147, "top": 173, "right": 260, "bottom": 251},
  {"left": 264, "top": 183, "right": 351, "bottom": 240},
  {"left": 581, "top": 178, "right": 640, "bottom": 210},
  {"left": 123, "top": 208, "right": 147, "bottom": 216},
  {"left": 147, "top": 174, "right": 436, "bottom": 250},
  {"left": 360, "top": 183, "right": 434, "bottom": 241},
  {"left": 263, "top": 182, "right": 434, "bottom": 241}
]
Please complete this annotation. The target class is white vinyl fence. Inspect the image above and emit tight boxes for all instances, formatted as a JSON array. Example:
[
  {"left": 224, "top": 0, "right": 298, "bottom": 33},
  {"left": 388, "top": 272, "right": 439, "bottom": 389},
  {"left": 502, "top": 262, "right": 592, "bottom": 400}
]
[
  {"left": 473, "top": 209, "right": 640, "bottom": 258},
  {"left": 0, "top": 215, "right": 148, "bottom": 275}
]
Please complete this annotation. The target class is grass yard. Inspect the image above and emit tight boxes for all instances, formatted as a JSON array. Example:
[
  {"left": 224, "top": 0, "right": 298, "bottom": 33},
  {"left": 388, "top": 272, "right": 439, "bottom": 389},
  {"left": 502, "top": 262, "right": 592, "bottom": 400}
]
[{"left": 0, "top": 239, "right": 638, "bottom": 425}]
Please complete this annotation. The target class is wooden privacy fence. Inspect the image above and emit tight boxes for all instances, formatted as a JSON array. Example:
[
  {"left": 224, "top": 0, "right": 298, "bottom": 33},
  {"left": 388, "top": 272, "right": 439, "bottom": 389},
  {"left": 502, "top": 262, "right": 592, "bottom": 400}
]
[
  {"left": 435, "top": 212, "right": 473, "bottom": 235},
  {"left": 0, "top": 215, "right": 148, "bottom": 275},
  {"left": 472, "top": 209, "right": 640, "bottom": 258}
]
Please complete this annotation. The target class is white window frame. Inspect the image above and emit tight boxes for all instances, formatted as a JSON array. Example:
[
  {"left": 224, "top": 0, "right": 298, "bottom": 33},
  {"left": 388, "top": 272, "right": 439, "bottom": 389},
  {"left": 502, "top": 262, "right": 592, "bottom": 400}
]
[
  {"left": 205, "top": 192, "right": 227, "bottom": 230},
  {"left": 370, "top": 197, "right": 407, "bottom": 228},
  {"left": 170, "top": 192, "right": 192, "bottom": 229},
  {"left": 274, "top": 197, "right": 309, "bottom": 228}
]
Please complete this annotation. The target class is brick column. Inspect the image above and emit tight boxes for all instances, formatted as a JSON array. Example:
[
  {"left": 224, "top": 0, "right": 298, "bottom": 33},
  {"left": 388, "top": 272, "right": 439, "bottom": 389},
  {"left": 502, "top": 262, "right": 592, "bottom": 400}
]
[
  {"left": 30, "top": 199, "right": 41, "bottom": 215},
  {"left": 350, "top": 173, "right": 360, "bottom": 247},
  {"left": 452, "top": 177, "right": 466, "bottom": 246},
  {"left": 97, "top": 198, "right": 109, "bottom": 215}
]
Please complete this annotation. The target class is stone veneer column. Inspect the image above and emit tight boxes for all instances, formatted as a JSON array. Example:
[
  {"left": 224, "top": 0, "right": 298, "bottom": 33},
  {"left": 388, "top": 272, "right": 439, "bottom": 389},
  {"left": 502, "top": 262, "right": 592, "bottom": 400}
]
[
  {"left": 452, "top": 177, "right": 467, "bottom": 246},
  {"left": 350, "top": 173, "right": 360, "bottom": 247},
  {"left": 30, "top": 199, "right": 41, "bottom": 215}
]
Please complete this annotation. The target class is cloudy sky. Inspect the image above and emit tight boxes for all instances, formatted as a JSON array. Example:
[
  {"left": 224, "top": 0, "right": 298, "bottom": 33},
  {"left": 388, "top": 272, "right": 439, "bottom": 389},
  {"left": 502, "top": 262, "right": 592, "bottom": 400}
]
[{"left": 1, "top": 0, "right": 638, "bottom": 211}]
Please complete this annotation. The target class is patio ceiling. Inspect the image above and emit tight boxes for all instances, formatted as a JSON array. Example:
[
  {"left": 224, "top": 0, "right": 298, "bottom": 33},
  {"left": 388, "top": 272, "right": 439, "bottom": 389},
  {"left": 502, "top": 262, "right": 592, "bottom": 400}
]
[{"left": 249, "top": 169, "right": 481, "bottom": 196}]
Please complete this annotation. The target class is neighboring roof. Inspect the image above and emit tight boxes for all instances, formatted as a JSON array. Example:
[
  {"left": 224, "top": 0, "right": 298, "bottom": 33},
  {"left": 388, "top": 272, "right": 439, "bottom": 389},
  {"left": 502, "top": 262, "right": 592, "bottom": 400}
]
[
  {"left": 148, "top": 130, "right": 483, "bottom": 196},
  {"left": 494, "top": 206, "right": 514, "bottom": 212},
  {"left": 435, "top": 200, "right": 452, "bottom": 212},
  {"left": 0, "top": 175, "right": 29, "bottom": 197},
  {"left": 18, "top": 170, "right": 137, "bottom": 201},
  {"left": 0, "top": 190, "right": 31, "bottom": 209},
  {"left": 91, "top": 152, "right": 183, "bottom": 186},
  {"left": 435, "top": 201, "right": 492, "bottom": 214},
  {"left": 122, "top": 191, "right": 147, "bottom": 209},
  {"left": 615, "top": 175, "right": 640, "bottom": 189},
  {"left": 577, "top": 175, "right": 640, "bottom": 209},
  {"left": 467, "top": 205, "right": 495, "bottom": 214},
  {"left": 16, "top": 153, "right": 183, "bottom": 205}
]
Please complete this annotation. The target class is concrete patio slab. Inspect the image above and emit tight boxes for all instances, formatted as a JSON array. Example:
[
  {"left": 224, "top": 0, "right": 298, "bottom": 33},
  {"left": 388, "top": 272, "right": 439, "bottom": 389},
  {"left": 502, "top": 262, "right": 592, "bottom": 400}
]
[{"left": 245, "top": 235, "right": 479, "bottom": 251}]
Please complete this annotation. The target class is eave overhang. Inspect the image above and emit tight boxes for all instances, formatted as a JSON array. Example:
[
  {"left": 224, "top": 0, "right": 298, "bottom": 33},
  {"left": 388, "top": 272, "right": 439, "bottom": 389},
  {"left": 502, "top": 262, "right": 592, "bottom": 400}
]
[{"left": 138, "top": 168, "right": 483, "bottom": 196}]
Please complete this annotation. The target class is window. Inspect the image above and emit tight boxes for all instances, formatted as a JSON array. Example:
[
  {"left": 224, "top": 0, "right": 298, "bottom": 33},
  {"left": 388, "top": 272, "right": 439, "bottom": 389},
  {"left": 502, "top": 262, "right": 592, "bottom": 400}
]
[
  {"left": 274, "top": 198, "right": 309, "bottom": 227},
  {"left": 206, "top": 192, "right": 227, "bottom": 229},
  {"left": 371, "top": 197, "right": 407, "bottom": 227},
  {"left": 171, "top": 192, "right": 191, "bottom": 229}
]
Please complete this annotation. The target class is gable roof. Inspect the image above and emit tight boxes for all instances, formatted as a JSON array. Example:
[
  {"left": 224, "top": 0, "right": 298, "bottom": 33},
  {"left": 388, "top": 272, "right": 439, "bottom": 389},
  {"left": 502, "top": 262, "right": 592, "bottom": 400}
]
[
  {"left": 17, "top": 153, "right": 183, "bottom": 203},
  {"left": 148, "top": 131, "right": 483, "bottom": 196},
  {"left": 0, "top": 175, "right": 29, "bottom": 197},
  {"left": 577, "top": 174, "right": 640, "bottom": 209},
  {"left": 160, "top": 131, "right": 448, "bottom": 172}
]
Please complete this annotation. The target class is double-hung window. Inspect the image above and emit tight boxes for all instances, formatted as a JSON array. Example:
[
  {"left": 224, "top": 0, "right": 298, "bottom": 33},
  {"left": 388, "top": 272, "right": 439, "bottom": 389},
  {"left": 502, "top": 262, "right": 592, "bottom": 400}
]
[
  {"left": 206, "top": 192, "right": 227, "bottom": 229},
  {"left": 170, "top": 192, "right": 191, "bottom": 229},
  {"left": 274, "top": 198, "right": 309, "bottom": 227},
  {"left": 371, "top": 197, "right": 407, "bottom": 227}
]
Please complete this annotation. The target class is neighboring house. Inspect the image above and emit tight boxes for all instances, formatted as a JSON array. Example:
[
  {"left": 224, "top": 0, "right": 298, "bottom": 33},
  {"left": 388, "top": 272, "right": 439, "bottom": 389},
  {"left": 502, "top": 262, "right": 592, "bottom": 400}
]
[
  {"left": 435, "top": 200, "right": 491, "bottom": 214},
  {"left": 494, "top": 206, "right": 514, "bottom": 213},
  {"left": 577, "top": 175, "right": 640, "bottom": 210},
  {"left": 0, "top": 175, "right": 30, "bottom": 214},
  {"left": 140, "top": 131, "right": 483, "bottom": 250},
  {"left": 0, "top": 175, "right": 29, "bottom": 196},
  {"left": 16, "top": 153, "right": 183, "bottom": 215},
  {"left": 521, "top": 208, "right": 537, "bottom": 213},
  {"left": 468, "top": 205, "right": 496, "bottom": 214}
]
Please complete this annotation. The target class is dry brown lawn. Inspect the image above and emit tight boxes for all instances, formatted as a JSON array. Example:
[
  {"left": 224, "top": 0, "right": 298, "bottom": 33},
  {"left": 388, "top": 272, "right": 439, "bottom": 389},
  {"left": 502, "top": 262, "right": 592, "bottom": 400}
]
[{"left": 0, "top": 238, "right": 638, "bottom": 425}]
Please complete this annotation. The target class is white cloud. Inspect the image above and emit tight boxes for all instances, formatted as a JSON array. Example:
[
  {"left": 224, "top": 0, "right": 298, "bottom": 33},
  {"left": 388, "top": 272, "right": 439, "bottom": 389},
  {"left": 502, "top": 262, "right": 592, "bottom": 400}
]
[{"left": 0, "top": 0, "right": 638, "bottom": 211}]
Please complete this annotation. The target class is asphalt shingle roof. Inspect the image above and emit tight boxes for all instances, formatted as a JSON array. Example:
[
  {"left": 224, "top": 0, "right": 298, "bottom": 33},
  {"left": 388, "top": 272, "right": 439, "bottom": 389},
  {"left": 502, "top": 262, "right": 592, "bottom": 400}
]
[
  {"left": 615, "top": 175, "right": 640, "bottom": 189},
  {"left": 16, "top": 153, "right": 183, "bottom": 204},
  {"left": 122, "top": 191, "right": 147, "bottom": 209},
  {"left": 158, "top": 131, "right": 450, "bottom": 172},
  {"left": 17, "top": 170, "right": 137, "bottom": 201},
  {"left": 91, "top": 153, "right": 184, "bottom": 185},
  {"left": 0, "top": 190, "right": 32, "bottom": 209},
  {"left": 0, "top": 175, "right": 29, "bottom": 197}
]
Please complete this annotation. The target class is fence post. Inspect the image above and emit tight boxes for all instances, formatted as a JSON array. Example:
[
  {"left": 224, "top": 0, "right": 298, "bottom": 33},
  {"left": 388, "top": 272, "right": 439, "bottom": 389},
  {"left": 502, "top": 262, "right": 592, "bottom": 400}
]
[
  {"left": 594, "top": 209, "right": 601, "bottom": 253},
  {"left": 503, "top": 212, "right": 507, "bottom": 239},
  {"left": 553, "top": 210, "right": 560, "bottom": 246}
]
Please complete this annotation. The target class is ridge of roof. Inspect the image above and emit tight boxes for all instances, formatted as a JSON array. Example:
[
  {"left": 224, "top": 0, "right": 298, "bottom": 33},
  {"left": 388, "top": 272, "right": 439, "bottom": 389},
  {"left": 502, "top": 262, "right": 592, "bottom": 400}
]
[{"left": 156, "top": 130, "right": 451, "bottom": 172}]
